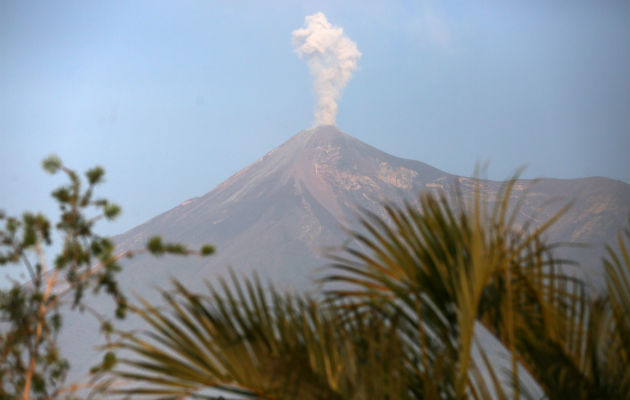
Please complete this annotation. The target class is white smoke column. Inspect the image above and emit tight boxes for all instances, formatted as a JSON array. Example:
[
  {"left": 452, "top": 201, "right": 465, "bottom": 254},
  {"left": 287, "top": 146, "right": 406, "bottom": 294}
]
[{"left": 292, "top": 13, "right": 361, "bottom": 126}]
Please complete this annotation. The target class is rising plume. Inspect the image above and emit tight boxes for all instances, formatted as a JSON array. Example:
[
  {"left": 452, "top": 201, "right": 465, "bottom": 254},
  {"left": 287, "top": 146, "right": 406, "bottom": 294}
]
[{"left": 293, "top": 13, "right": 361, "bottom": 126}]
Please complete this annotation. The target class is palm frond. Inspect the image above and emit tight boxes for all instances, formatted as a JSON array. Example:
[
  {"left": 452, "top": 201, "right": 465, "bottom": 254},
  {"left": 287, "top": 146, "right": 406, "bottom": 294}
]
[
  {"left": 111, "top": 271, "right": 414, "bottom": 399},
  {"left": 324, "top": 177, "right": 575, "bottom": 398}
]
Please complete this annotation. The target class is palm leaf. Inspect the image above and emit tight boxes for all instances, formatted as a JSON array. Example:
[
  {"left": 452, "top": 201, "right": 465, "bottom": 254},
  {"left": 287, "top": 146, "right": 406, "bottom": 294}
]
[
  {"left": 324, "top": 177, "right": 575, "bottom": 398},
  {"left": 111, "top": 271, "right": 414, "bottom": 399}
]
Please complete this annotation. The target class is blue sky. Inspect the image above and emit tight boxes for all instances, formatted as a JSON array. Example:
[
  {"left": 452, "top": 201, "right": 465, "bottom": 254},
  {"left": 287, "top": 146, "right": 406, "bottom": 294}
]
[{"left": 1, "top": 0, "right": 628, "bottom": 246}]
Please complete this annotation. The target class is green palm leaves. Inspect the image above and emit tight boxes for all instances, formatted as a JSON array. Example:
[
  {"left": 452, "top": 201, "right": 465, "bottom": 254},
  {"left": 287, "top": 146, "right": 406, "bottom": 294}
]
[
  {"left": 602, "top": 224, "right": 630, "bottom": 393},
  {"left": 113, "top": 274, "right": 409, "bottom": 399},
  {"left": 110, "top": 181, "right": 630, "bottom": 399},
  {"left": 326, "top": 182, "right": 576, "bottom": 399}
]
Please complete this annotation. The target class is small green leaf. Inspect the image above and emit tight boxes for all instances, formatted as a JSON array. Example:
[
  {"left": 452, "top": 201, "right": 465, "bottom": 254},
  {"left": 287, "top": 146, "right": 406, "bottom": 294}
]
[
  {"left": 52, "top": 188, "right": 71, "bottom": 203},
  {"left": 101, "top": 321, "right": 113, "bottom": 334},
  {"left": 115, "top": 302, "right": 127, "bottom": 319},
  {"left": 103, "top": 203, "right": 121, "bottom": 220},
  {"left": 42, "top": 154, "right": 62, "bottom": 174},
  {"left": 85, "top": 166, "right": 105, "bottom": 185},
  {"left": 50, "top": 313, "right": 62, "bottom": 331},
  {"left": 147, "top": 236, "right": 164, "bottom": 255},
  {"left": 101, "top": 351, "right": 117, "bottom": 371},
  {"left": 165, "top": 243, "right": 187, "bottom": 255},
  {"left": 201, "top": 244, "right": 215, "bottom": 256},
  {"left": 91, "top": 239, "right": 103, "bottom": 255}
]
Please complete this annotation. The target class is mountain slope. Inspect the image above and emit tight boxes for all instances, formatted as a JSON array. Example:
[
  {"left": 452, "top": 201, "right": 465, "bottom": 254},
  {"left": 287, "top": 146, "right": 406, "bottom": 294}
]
[
  {"left": 61, "top": 125, "right": 629, "bottom": 380},
  {"left": 114, "top": 126, "right": 456, "bottom": 289},
  {"left": 114, "top": 125, "right": 628, "bottom": 290}
]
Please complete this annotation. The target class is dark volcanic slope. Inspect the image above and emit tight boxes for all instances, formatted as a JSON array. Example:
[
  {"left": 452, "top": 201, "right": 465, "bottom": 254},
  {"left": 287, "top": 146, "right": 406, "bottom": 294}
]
[{"left": 114, "top": 125, "right": 628, "bottom": 291}]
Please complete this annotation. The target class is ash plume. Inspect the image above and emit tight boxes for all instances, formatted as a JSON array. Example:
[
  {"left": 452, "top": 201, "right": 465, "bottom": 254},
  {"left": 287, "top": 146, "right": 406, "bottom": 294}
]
[{"left": 292, "top": 13, "right": 361, "bottom": 126}]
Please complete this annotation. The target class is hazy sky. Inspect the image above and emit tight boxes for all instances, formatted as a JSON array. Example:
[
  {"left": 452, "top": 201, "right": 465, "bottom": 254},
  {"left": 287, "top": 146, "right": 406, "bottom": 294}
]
[{"left": 1, "top": 0, "right": 628, "bottom": 244}]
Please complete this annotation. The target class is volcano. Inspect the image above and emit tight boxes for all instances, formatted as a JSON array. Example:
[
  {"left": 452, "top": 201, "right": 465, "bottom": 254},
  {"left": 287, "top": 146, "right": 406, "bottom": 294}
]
[
  {"left": 114, "top": 125, "right": 458, "bottom": 290},
  {"left": 113, "top": 125, "right": 629, "bottom": 290},
  {"left": 63, "top": 125, "right": 629, "bottom": 378}
]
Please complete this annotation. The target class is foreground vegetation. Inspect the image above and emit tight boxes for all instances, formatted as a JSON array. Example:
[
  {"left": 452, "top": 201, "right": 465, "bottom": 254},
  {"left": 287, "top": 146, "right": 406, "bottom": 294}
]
[
  {"left": 112, "top": 183, "right": 629, "bottom": 399},
  {"left": 0, "top": 158, "right": 213, "bottom": 399},
  {"left": 1, "top": 159, "right": 628, "bottom": 399}
]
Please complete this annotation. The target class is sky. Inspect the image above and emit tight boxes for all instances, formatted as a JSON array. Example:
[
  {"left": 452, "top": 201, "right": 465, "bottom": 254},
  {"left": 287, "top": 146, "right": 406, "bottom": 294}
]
[{"left": 1, "top": 0, "right": 628, "bottom": 257}]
